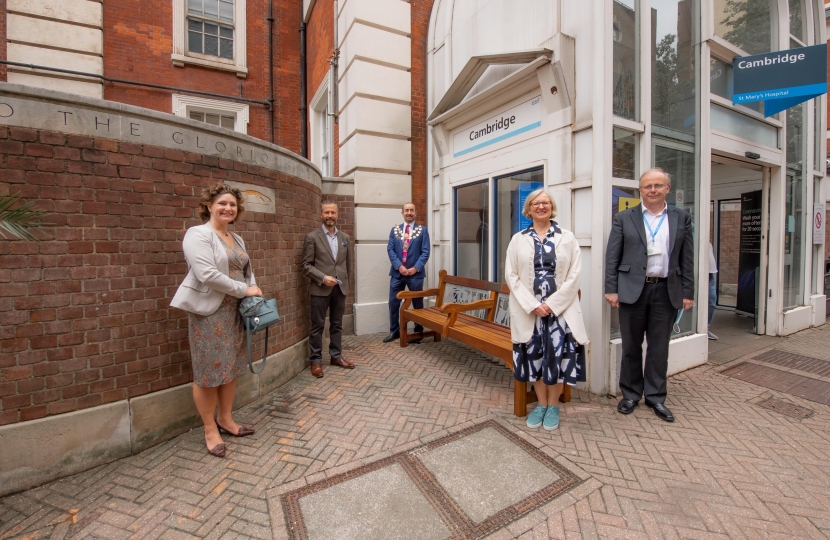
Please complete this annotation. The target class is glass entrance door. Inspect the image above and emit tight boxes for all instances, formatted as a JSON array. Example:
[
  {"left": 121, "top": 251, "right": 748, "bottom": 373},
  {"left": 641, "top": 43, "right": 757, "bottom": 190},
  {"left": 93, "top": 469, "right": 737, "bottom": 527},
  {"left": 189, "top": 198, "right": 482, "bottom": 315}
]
[{"left": 710, "top": 159, "right": 769, "bottom": 335}]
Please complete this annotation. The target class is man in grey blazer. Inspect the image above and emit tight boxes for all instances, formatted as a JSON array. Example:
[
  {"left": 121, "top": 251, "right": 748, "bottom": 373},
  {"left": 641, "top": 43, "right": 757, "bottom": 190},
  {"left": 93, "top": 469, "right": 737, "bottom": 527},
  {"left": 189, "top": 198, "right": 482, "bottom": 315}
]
[
  {"left": 301, "top": 201, "right": 354, "bottom": 378},
  {"left": 605, "top": 169, "right": 694, "bottom": 422}
]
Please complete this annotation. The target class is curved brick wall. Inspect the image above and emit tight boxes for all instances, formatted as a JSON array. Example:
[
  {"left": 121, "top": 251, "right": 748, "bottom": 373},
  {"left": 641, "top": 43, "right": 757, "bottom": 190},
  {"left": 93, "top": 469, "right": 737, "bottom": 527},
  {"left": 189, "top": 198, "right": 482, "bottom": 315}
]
[
  {"left": 0, "top": 84, "right": 333, "bottom": 429},
  {"left": 0, "top": 125, "right": 321, "bottom": 426}
]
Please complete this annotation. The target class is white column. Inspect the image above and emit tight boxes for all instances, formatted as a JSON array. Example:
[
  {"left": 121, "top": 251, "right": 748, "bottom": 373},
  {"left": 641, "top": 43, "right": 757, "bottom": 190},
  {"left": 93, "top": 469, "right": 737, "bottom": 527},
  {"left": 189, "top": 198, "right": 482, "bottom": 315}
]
[{"left": 337, "top": 0, "right": 413, "bottom": 334}]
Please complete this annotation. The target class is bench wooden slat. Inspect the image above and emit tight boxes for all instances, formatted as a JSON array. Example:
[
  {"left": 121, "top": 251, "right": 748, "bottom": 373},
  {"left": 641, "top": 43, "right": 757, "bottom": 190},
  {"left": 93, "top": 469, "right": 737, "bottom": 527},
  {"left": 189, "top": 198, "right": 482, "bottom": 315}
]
[{"left": 397, "top": 269, "right": 571, "bottom": 416}]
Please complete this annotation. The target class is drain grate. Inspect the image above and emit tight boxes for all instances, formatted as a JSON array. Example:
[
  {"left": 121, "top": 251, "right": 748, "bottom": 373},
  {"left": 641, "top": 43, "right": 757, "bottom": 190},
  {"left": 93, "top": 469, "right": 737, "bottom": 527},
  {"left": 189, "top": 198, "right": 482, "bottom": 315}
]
[
  {"left": 752, "top": 349, "right": 830, "bottom": 378},
  {"left": 720, "top": 362, "right": 830, "bottom": 406},
  {"left": 755, "top": 397, "right": 814, "bottom": 420}
]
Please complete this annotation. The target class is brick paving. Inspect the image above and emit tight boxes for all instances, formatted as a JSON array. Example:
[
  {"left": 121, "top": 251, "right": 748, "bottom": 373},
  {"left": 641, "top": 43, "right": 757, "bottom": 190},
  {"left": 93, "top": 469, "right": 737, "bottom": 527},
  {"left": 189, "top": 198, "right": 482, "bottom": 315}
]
[{"left": 2, "top": 323, "right": 830, "bottom": 539}]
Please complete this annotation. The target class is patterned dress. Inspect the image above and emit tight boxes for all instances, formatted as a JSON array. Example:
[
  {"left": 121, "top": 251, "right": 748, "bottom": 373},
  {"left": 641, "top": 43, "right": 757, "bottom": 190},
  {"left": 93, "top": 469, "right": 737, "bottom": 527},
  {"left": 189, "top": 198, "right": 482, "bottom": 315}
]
[
  {"left": 512, "top": 221, "right": 586, "bottom": 386},
  {"left": 187, "top": 236, "right": 248, "bottom": 387}
]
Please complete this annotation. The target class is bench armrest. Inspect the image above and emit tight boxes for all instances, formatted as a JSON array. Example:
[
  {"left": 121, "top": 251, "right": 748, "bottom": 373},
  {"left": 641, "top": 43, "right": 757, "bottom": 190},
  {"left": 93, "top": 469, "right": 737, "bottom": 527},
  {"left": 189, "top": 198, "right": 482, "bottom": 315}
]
[
  {"left": 396, "top": 288, "right": 439, "bottom": 300},
  {"left": 439, "top": 298, "right": 496, "bottom": 336},
  {"left": 439, "top": 299, "right": 494, "bottom": 314}
]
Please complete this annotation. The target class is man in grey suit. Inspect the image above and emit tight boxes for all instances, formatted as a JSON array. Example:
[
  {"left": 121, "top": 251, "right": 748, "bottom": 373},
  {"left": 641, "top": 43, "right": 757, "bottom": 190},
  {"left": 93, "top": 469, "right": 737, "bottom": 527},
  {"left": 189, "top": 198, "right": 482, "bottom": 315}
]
[
  {"left": 605, "top": 169, "right": 694, "bottom": 422},
  {"left": 301, "top": 201, "right": 354, "bottom": 378}
]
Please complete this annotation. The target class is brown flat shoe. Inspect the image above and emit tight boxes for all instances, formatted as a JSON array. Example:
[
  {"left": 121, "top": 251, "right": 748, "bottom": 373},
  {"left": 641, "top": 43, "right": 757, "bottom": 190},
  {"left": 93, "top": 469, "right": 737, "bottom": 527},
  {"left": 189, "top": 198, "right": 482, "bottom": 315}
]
[
  {"left": 216, "top": 419, "right": 256, "bottom": 437},
  {"left": 311, "top": 364, "right": 323, "bottom": 377},
  {"left": 207, "top": 443, "right": 226, "bottom": 458},
  {"left": 330, "top": 357, "right": 354, "bottom": 369}
]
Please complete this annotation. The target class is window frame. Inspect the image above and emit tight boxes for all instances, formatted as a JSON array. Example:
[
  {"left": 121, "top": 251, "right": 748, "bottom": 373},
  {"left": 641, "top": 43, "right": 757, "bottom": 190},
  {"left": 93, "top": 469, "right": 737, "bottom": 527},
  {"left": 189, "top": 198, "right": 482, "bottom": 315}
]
[
  {"left": 172, "top": 0, "right": 248, "bottom": 78},
  {"left": 172, "top": 94, "right": 250, "bottom": 134},
  {"left": 309, "top": 75, "right": 333, "bottom": 177}
]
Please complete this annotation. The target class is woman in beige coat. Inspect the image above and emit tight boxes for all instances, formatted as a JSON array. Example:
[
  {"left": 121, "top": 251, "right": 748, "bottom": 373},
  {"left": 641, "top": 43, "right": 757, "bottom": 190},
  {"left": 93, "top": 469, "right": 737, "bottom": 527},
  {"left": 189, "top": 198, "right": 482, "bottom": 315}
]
[
  {"left": 170, "top": 184, "right": 262, "bottom": 457},
  {"left": 505, "top": 188, "right": 587, "bottom": 430}
]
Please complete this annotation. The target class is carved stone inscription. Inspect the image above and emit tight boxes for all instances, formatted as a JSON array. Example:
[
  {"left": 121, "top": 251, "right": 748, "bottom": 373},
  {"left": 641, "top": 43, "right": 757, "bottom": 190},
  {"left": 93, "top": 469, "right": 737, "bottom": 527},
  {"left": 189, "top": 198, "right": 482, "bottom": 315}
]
[{"left": 0, "top": 89, "right": 320, "bottom": 188}]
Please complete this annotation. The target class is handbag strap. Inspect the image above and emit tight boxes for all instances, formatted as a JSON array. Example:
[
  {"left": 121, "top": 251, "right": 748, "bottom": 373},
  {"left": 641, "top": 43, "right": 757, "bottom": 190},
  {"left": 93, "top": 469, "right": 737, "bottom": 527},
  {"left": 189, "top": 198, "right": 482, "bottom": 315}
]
[{"left": 245, "top": 321, "right": 268, "bottom": 374}]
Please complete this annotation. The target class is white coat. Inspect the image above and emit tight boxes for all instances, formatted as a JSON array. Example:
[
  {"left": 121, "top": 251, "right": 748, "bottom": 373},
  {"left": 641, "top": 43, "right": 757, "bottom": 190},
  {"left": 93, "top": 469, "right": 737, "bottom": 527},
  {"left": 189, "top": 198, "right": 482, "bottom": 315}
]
[
  {"left": 504, "top": 225, "right": 588, "bottom": 345},
  {"left": 170, "top": 223, "right": 256, "bottom": 316}
]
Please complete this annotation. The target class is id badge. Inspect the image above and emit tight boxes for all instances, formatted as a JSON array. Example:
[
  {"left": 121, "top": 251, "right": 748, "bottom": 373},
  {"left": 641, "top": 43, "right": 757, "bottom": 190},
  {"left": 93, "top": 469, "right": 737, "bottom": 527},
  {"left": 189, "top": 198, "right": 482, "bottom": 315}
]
[{"left": 647, "top": 243, "right": 663, "bottom": 256}]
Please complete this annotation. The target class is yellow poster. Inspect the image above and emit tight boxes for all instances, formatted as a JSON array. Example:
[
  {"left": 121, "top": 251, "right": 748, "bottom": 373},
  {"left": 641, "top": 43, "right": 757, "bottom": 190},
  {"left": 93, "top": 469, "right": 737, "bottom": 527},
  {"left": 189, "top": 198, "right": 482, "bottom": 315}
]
[{"left": 618, "top": 197, "right": 640, "bottom": 212}]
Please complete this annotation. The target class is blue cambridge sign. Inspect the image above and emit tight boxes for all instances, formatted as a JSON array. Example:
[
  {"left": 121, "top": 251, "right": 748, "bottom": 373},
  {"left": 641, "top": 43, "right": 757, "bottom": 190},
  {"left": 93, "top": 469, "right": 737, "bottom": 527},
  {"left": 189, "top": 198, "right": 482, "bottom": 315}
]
[{"left": 733, "top": 43, "right": 827, "bottom": 117}]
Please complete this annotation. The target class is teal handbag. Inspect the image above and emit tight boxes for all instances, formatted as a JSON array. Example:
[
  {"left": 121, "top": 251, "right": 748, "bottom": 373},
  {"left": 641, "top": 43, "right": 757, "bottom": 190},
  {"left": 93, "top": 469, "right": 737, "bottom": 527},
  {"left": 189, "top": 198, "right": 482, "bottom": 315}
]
[{"left": 239, "top": 296, "right": 281, "bottom": 374}]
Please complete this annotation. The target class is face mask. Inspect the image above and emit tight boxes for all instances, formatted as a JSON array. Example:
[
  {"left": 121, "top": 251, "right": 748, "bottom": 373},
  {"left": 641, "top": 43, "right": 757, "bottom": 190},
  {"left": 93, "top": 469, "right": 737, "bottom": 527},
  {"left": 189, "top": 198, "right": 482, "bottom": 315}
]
[{"left": 673, "top": 310, "right": 684, "bottom": 334}]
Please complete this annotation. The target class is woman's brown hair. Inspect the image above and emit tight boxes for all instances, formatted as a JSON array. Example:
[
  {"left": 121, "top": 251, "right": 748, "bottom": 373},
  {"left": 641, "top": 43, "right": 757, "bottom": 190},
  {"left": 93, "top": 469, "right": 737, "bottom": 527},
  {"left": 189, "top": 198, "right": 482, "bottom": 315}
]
[{"left": 198, "top": 184, "right": 245, "bottom": 223}]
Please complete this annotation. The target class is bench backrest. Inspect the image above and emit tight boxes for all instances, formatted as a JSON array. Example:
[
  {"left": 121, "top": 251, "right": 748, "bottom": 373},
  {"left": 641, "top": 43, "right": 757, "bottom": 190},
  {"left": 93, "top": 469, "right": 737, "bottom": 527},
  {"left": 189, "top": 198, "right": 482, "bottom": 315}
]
[{"left": 435, "top": 270, "right": 511, "bottom": 327}]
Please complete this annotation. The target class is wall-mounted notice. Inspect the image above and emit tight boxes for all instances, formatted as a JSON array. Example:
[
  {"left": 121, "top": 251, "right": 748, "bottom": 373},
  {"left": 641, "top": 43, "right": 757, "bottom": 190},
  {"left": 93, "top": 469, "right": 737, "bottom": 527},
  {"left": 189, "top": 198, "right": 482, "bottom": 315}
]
[
  {"left": 813, "top": 203, "right": 826, "bottom": 244},
  {"left": 453, "top": 96, "right": 542, "bottom": 158},
  {"left": 736, "top": 190, "right": 762, "bottom": 317}
]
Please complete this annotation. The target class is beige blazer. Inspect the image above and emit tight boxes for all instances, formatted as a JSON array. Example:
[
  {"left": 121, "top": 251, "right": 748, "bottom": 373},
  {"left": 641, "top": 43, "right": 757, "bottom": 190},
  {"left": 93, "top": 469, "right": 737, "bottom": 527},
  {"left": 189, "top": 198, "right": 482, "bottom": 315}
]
[
  {"left": 170, "top": 223, "right": 255, "bottom": 316},
  {"left": 301, "top": 227, "right": 351, "bottom": 296},
  {"left": 504, "top": 226, "right": 588, "bottom": 345}
]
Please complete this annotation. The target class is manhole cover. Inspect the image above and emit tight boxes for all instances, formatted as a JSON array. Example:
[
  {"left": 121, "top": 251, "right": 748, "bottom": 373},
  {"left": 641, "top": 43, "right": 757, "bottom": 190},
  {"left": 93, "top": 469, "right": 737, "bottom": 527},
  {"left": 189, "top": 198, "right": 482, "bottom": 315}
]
[{"left": 755, "top": 397, "right": 814, "bottom": 420}]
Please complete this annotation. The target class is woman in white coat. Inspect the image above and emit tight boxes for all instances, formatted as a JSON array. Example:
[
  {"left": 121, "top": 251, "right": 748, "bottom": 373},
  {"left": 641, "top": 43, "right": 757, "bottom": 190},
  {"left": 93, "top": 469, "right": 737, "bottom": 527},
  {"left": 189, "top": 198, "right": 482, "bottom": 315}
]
[
  {"left": 170, "top": 184, "right": 262, "bottom": 457},
  {"left": 505, "top": 188, "right": 587, "bottom": 430}
]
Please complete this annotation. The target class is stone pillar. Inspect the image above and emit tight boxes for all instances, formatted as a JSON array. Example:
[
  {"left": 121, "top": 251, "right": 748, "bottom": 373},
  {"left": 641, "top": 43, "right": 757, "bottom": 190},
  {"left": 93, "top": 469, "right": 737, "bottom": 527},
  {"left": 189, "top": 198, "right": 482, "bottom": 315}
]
[{"left": 337, "top": 0, "right": 412, "bottom": 334}]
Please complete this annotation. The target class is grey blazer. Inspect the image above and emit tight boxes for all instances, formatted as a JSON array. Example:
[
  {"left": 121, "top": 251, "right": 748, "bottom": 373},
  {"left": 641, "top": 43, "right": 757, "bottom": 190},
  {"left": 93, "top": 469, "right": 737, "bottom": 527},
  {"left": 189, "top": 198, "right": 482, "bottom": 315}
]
[
  {"left": 170, "top": 223, "right": 256, "bottom": 316},
  {"left": 604, "top": 204, "right": 694, "bottom": 310},
  {"left": 301, "top": 227, "right": 351, "bottom": 297}
]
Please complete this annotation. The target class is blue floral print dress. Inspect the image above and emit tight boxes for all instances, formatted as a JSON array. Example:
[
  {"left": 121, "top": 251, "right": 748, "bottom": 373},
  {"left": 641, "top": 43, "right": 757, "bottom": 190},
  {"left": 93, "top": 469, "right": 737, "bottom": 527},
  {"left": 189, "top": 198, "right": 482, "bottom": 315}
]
[
  {"left": 187, "top": 236, "right": 248, "bottom": 387},
  {"left": 512, "top": 221, "right": 586, "bottom": 386}
]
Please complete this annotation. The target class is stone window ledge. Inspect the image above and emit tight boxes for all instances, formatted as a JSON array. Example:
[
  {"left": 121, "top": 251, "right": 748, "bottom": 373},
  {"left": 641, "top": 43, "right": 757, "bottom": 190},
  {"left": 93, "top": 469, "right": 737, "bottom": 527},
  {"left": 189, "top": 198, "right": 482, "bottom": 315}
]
[{"left": 171, "top": 53, "right": 248, "bottom": 78}]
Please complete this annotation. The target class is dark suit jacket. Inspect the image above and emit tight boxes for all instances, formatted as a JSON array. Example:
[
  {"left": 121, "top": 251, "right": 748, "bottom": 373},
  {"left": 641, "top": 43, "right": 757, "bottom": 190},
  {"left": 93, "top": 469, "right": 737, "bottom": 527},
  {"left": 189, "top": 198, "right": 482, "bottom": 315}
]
[
  {"left": 387, "top": 222, "right": 430, "bottom": 278},
  {"left": 604, "top": 204, "right": 694, "bottom": 310},
  {"left": 301, "top": 227, "right": 351, "bottom": 297}
]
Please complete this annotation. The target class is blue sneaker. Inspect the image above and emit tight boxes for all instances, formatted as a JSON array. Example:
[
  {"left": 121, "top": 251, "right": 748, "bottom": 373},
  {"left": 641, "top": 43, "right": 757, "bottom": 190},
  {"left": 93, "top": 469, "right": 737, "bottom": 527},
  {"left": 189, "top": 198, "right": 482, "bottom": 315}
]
[
  {"left": 543, "top": 405, "right": 560, "bottom": 430},
  {"left": 526, "top": 405, "right": 547, "bottom": 428}
]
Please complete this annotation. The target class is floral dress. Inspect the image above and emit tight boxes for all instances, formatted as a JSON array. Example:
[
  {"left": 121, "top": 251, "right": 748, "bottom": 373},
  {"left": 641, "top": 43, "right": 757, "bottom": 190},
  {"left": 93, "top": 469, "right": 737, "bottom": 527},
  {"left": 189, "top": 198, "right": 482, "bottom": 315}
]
[
  {"left": 187, "top": 236, "right": 248, "bottom": 387},
  {"left": 512, "top": 221, "right": 586, "bottom": 386}
]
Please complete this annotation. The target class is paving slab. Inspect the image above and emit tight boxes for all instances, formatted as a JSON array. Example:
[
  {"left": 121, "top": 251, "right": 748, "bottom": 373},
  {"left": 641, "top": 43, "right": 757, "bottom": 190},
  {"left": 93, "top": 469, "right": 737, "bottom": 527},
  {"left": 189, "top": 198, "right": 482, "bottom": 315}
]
[
  {"left": 299, "top": 463, "right": 449, "bottom": 540},
  {"left": 418, "top": 427, "right": 558, "bottom": 522}
]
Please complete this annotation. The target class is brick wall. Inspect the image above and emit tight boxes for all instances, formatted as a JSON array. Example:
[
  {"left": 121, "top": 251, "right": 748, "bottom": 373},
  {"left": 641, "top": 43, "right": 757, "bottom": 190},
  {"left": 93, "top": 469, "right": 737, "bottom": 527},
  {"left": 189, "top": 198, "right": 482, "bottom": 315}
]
[
  {"left": 718, "top": 208, "right": 741, "bottom": 298},
  {"left": 0, "top": 126, "right": 335, "bottom": 427},
  {"left": 102, "top": 0, "right": 302, "bottom": 154},
  {"left": 323, "top": 192, "right": 355, "bottom": 313},
  {"left": 305, "top": 0, "right": 339, "bottom": 175},
  {"left": 410, "top": 0, "right": 435, "bottom": 212}
]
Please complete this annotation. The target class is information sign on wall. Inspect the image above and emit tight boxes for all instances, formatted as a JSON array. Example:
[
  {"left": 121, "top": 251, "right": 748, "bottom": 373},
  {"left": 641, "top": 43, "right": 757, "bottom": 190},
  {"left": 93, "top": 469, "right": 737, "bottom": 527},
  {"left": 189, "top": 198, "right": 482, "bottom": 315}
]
[
  {"left": 453, "top": 96, "right": 542, "bottom": 157},
  {"left": 813, "top": 203, "right": 826, "bottom": 245},
  {"left": 732, "top": 43, "right": 828, "bottom": 116}
]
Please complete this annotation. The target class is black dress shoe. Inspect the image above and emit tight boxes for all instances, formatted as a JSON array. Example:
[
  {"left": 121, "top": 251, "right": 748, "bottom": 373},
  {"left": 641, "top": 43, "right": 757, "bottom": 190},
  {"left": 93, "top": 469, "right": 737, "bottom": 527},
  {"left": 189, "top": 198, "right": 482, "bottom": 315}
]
[
  {"left": 648, "top": 402, "right": 675, "bottom": 422},
  {"left": 382, "top": 332, "right": 400, "bottom": 343},
  {"left": 617, "top": 398, "right": 638, "bottom": 415},
  {"left": 408, "top": 338, "right": 422, "bottom": 344}
]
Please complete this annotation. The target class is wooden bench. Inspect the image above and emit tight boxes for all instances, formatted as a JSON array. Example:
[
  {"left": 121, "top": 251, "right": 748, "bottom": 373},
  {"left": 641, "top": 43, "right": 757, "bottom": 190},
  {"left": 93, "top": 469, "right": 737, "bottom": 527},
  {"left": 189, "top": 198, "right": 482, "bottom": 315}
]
[{"left": 397, "top": 270, "right": 571, "bottom": 417}]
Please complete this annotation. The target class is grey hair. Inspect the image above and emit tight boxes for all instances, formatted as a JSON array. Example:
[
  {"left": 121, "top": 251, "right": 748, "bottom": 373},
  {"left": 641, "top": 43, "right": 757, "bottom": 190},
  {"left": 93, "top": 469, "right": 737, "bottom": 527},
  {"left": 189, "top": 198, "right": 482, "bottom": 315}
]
[
  {"left": 321, "top": 200, "right": 338, "bottom": 210},
  {"left": 639, "top": 168, "right": 672, "bottom": 186},
  {"left": 521, "top": 188, "right": 558, "bottom": 220}
]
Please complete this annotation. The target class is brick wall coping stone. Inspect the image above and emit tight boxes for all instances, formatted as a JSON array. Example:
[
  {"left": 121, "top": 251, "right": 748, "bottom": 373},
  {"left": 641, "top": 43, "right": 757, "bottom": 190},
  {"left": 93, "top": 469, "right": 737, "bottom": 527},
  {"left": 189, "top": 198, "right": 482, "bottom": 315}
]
[
  {"left": 321, "top": 176, "right": 354, "bottom": 197},
  {"left": 0, "top": 82, "right": 322, "bottom": 189}
]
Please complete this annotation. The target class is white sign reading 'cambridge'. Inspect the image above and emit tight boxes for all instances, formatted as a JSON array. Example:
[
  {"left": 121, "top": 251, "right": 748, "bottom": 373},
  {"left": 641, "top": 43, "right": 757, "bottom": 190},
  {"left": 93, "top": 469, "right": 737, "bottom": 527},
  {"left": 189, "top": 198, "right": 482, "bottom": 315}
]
[{"left": 453, "top": 96, "right": 541, "bottom": 157}]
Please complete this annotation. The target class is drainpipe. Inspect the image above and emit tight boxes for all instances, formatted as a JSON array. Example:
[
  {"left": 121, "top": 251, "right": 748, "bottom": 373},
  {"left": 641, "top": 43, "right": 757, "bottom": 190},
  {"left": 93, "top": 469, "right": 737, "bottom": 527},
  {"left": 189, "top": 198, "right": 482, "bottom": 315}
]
[
  {"left": 299, "top": 4, "right": 308, "bottom": 158},
  {"left": 331, "top": 0, "right": 339, "bottom": 126},
  {"left": 268, "top": 0, "right": 275, "bottom": 143}
]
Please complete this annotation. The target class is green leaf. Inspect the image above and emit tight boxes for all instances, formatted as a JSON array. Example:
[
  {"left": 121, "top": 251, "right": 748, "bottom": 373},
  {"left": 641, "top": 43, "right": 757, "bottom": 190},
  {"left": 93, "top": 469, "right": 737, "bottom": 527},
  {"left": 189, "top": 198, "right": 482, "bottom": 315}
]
[{"left": 0, "top": 194, "right": 49, "bottom": 242}]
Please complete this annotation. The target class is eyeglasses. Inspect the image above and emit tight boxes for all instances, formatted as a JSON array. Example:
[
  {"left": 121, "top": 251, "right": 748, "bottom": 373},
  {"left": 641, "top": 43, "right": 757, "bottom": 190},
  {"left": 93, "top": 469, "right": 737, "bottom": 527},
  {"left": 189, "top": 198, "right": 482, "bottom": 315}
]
[
  {"left": 640, "top": 184, "right": 668, "bottom": 191},
  {"left": 530, "top": 202, "right": 552, "bottom": 208}
]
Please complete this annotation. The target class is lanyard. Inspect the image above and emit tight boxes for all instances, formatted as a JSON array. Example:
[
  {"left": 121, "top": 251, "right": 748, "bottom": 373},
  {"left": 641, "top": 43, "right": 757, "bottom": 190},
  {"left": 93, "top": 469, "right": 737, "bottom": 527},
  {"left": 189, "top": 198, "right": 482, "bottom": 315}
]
[{"left": 642, "top": 212, "right": 666, "bottom": 244}]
